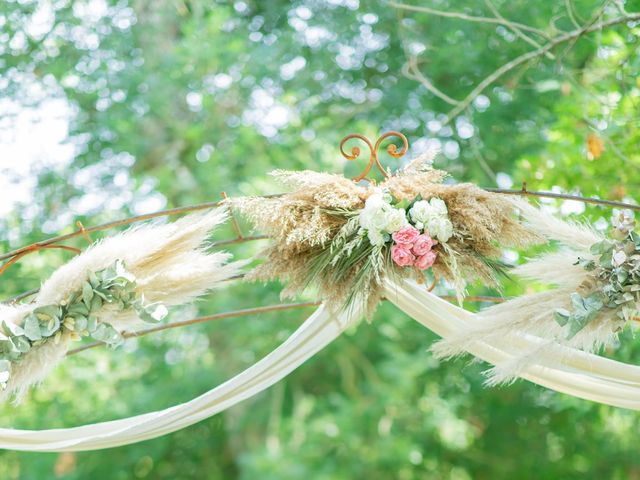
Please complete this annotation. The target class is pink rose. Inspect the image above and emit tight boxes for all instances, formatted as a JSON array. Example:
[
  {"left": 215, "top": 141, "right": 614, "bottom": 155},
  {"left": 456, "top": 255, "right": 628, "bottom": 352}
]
[
  {"left": 392, "top": 226, "right": 420, "bottom": 246},
  {"left": 415, "top": 250, "right": 437, "bottom": 270},
  {"left": 391, "top": 244, "right": 415, "bottom": 267},
  {"left": 412, "top": 234, "right": 437, "bottom": 256}
]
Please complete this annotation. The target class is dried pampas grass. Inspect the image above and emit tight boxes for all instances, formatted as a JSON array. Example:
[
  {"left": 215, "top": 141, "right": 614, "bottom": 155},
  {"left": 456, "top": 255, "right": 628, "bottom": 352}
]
[
  {"left": 1, "top": 208, "right": 245, "bottom": 402},
  {"left": 234, "top": 163, "right": 541, "bottom": 315},
  {"left": 432, "top": 198, "right": 619, "bottom": 384}
]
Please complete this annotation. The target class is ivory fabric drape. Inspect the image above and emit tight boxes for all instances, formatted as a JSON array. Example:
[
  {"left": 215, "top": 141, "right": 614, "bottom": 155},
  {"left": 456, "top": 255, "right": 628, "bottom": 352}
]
[
  {"left": 385, "top": 280, "right": 640, "bottom": 408},
  {"left": 3, "top": 279, "right": 640, "bottom": 452},
  {"left": 0, "top": 305, "right": 359, "bottom": 451}
]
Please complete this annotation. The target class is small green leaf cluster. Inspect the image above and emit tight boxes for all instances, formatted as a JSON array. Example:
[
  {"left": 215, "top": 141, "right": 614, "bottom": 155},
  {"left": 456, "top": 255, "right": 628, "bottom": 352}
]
[
  {"left": 555, "top": 213, "right": 640, "bottom": 338},
  {"left": 0, "top": 260, "right": 167, "bottom": 389}
]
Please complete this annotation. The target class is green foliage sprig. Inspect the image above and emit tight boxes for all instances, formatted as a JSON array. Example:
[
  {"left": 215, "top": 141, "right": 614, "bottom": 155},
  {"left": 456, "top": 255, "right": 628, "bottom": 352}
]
[
  {"left": 0, "top": 260, "right": 168, "bottom": 388},
  {"left": 555, "top": 212, "right": 640, "bottom": 338}
]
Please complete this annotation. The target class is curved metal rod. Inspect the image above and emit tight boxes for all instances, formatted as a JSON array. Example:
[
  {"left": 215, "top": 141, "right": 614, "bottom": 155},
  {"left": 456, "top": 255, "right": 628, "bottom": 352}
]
[
  {"left": 339, "top": 134, "right": 376, "bottom": 182},
  {"left": 373, "top": 130, "right": 409, "bottom": 176},
  {"left": 339, "top": 131, "right": 409, "bottom": 182},
  {"left": 66, "top": 294, "right": 507, "bottom": 357}
]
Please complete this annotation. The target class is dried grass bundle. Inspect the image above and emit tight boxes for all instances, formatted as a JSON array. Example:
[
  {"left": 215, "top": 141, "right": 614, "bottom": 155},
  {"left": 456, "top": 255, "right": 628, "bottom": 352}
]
[
  {"left": 432, "top": 198, "right": 621, "bottom": 383},
  {"left": 234, "top": 164, "right": 541, "bottom": 315},
  {"left": 1, "top": 208, "right": 245, "bottom": 401}
]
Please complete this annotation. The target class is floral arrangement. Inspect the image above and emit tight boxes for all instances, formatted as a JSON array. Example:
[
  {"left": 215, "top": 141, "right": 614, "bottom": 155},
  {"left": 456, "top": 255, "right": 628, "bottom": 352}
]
[
  {"left": 0, "top": 209, "right": 244, "bottom": 401},
  {"left": 0, "top": 260, "right": 167, "bottom": 389},
  {"left": 359, "top": 191, "right": 452, "bottom": 272},
  {"left": 555, "top": 211, "right": 640, "bottom": 338},
  {"left": 432, "top": 204, "right": 640, "bottom": 384},
  {"left": 234, "top": 158, "right": 538, "bottom": 316}
]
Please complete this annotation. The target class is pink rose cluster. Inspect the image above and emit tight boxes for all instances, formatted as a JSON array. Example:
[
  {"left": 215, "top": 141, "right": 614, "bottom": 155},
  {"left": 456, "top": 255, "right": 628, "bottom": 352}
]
[{"left": 390, "top": 226, "right": 437, "bottom": 270}]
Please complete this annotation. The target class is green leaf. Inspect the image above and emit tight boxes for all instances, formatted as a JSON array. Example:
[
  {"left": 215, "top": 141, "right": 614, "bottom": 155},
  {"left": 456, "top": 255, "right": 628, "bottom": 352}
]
[
  {"left": 554, "top": 309, "right": 570, "bottom": 326},
  {"left": 11, "top": 335, "right": 31, "bottom": 354},
  {"left": 93, "top": 288, "right": 112, "bottom": 302},
  {"left": 86, "top": 315, "right": 98, "bottom": 333},
  {"left": 68, "top": 303, "right": 89, "bottom": 317},
  {"left": 590, "top": 240, "right": 612, "bottom": 255},
  {"left": 599, "top": 250, "right": 613, "bottom": 268},
  {"left": 88, "top": 270, "right": 99, "bottom": 289},
  {"left": 39, "top": 315, "right": 60, "bottom": 337},
  {"left": 33, "top": 305, "right": 62, "bottom": 321},
  {"left": 74, "top": 316, "right": 88, "bottom": 332},
  {"left": 82, "top": 281, "right": 94, "bottom": 307},
  {"left": 23, "top": 314, "right": 42, "bottom": 341},
  {"left": 394, "top": 199, "right": 410, "bottom": 210},
  {"left": 89, "top": 294, "right": 103, "bottom": 312},
  {"left": 135, "top": 303, "right": 168, "bottom": 324},
  {"left": 0, "top": 338, "right": 16, "bottom": 356},
  {"left": 91, "top": 323, "right": 123, "bottom": 346}
]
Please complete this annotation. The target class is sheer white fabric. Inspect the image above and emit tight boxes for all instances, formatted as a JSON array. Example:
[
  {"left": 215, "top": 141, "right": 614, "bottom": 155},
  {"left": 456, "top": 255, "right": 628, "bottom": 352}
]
[
  {"left": 0, "top": 306, "right": 358, "bottom": 451},
  {"left": 384, "top": 279, "right": 640, "bottom": 407},
  {"left": 2, "top": 278, "right": 640, "bottom": 452}
]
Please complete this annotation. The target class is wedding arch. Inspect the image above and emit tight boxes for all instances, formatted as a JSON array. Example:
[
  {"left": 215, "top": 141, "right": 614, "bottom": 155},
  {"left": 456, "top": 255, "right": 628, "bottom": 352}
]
[{"left": 1, "top": 132, "right": 639, "bottom": 451}]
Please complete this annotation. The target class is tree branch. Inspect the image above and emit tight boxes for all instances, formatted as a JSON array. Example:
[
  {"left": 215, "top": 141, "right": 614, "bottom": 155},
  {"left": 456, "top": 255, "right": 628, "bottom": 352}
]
[
  {"left": 402, "top": 56, "right": 461, "bottom": 106},
  {"left": 389, "top": 2, "right": 551, "bottom": 39},
  {"left": 440, "top": 12, "right": 640, "bottom": 126},
  {"left": 484, "top": 0, "right": 555, "bottom": 59}
]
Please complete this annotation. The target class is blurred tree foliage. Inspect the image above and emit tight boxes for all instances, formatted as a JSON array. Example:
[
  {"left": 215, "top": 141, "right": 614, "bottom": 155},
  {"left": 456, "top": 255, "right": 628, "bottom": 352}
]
[{"left": 1, "top": 0, "right": 640, "bottom": 478}]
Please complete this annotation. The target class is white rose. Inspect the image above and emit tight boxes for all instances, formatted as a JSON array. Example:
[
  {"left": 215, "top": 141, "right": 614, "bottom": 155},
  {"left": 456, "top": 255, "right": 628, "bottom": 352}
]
[
  {"left": 429, "top": 198, "right": 448, "bottom": 216},
  {"left": 435, "top": 218, "right": 453, "bottom": 242},
  {"left": 359, "top": 206, "right": 379, "bottom": 230},
  {"left": 425, "top": 217, "right": 453, "bottom": 242},
  {"left": 384, "top": 208, "right": 408, "bottom": 233},
  {"left": 371, "top": 206, "right": 393, "bottom": 230},
  {"left": 367, "top": 229, "right": 386, "bottom": 246},
  {"left": 424, "top": 217, "right": 439, "bottom": 237},
  {"left": 409, "top": 200, "right": 432, "bottom": 224},
  {"left": 364, "top": 193, "right": 386, "bottom": 210},
  {"left": 358, "top": 209, "right": 372, "bottom": 230}
]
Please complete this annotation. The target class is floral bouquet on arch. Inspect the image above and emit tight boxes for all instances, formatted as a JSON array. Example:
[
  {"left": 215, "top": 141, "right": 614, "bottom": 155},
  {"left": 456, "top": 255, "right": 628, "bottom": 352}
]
[
  {"left": 234, "top": 159, "right": 540, "bottom": 317},
  {"left": 360, "top": 191, "right": 452, "bottom": 273}
]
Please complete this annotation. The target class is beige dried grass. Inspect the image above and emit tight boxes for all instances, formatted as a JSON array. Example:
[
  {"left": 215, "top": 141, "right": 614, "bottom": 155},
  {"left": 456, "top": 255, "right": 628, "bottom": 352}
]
[
  {"left": 432, "top": 197, "right": 621, "bottom": 383},
  {"left": 1, "top": 208, "right": 244, "bottom": 402},
  {"left": 234, "top": 164, "right": 541, "bottom": 315}
]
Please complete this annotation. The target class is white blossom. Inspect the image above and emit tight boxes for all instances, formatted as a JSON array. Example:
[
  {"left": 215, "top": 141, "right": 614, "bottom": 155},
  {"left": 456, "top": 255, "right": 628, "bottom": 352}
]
[
  {"left": 433, "top": 218, "right": 453, "bottom": 242},
  {"left": 359, "top": 193, "right": 408, "bottom": 235},
  {"left": 408, "top": 200, "right": 432, "bottom": 224},
  {"left": 367, "top": 229, "right": 386, "bottom": 246},
  {"left": 384, "top": 208, "right": 409, "bottom": 233},
  {"left": 410, "top": 198, "right": 453, "bottom": 242}
]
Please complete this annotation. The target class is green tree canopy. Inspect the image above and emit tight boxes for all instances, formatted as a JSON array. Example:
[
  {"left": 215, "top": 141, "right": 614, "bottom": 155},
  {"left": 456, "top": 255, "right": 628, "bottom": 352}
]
[{"left": 1, "top": 1, "right": 639, "bottom": 478}]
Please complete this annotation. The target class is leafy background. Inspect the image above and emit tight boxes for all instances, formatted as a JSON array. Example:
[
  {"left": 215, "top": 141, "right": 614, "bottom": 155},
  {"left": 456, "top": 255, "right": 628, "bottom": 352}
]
[{"left": 1, "top": 0, "right": 640, "bottom": 478}]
